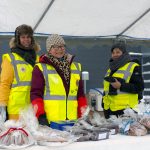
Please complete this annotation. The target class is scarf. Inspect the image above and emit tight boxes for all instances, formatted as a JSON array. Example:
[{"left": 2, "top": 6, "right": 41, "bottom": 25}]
[
  {"left": 46, "top": 53, "right": 71, "bottom": 85},
  {"left": 11, "top": 47, "right": 36, "bottom": 67},
  {"left": 109, "top": 52, "right": 131, "bottom": 71}
]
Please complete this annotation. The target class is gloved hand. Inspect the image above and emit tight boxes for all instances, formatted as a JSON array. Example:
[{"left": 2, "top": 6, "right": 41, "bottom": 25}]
[
  {"left": 38, "top": 113, "right": 49, "bottom": 126},
  {"left": 0, "top": 106, "right": 6, "bottom": 122},
  {"left": 115, "top": 77, "right": 125, "bottom": 84},
  {"left": 104, "top": 76, "right": 116, "bottom": 82}
]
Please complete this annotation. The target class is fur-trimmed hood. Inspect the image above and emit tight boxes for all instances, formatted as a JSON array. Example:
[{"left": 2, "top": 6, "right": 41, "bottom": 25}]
[{"left": 9, "top": 37, "right": 41, "bottom": 52}]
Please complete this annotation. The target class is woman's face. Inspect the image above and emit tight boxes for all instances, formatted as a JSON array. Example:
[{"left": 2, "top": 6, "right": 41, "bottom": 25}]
[
  {"left": 111, "top": 48, "right": 123, "bottom": 60},
  {"left": 19, "top": 34, "right": 32, "bottom": 48},
  {"left": 49, "top": 45, "right": 66, "bottom": 58}
]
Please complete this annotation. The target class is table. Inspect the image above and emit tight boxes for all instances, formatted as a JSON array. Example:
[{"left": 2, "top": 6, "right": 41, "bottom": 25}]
[{"left": 2, "top": 134, "right": 149, "bottom": 150}]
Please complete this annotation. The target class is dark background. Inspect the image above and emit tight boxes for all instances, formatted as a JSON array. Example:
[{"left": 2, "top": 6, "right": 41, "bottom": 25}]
[{"left": 0, "top": 35, "right": 150, "bottom": 93}]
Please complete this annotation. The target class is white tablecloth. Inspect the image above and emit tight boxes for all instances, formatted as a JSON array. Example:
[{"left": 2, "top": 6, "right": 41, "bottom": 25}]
[{"left": 0, "top": 134, "right": 150, "bottom": 150}]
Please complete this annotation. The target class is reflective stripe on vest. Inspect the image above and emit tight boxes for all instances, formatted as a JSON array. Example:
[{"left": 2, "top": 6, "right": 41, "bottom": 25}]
[
  {"left": 40, "top": 62, "right": 81, "bottom": 100},
  {"left": 2, "top": 53, "right": 37, "bottom": 116},
  {"left": 104, "top": 62, "right": 138, "bottom": 95},
  {"left": 36, "top": 62, "right": 81, "bottom": 122},
  {"left": 9, "top": 54, "right": 31, "bottom": 87},
  {"left": 103, "top": 62, "right": 139, "bottom": 111}
]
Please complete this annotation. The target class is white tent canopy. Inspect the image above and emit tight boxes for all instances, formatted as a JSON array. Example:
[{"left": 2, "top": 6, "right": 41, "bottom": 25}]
[{"left": 0, "top": 0, "right": 150, "bottom": 39}]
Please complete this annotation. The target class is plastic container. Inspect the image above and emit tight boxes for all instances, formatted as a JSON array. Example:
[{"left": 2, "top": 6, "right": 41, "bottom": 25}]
[{"left": 50, "top": 120, "right": 75, "bottom": 131}]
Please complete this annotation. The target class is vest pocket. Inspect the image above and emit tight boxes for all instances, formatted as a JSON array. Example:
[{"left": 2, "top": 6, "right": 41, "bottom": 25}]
[
  {"left": 10, "top": 91, "right": 30, "bottom": 105},
  {"left": 8, "top": 91, "right": 30, "bottom": 115},
  {"left": 44, "top": 100, "right": 66, "bottom": 122},
  {"left": 103, "top": 95, "right": 111, "bottom": 110},
  {"left": 67, "top": 101, "right": 77, "bottom": 120},
  {"left": 111, "top": 94, "right": 130, "bottom": 110}
]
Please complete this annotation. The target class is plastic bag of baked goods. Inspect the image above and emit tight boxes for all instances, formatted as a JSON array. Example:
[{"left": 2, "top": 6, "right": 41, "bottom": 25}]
[
  {"left": 119, "top": 118, "right": 147, "bottom": 136},
  {"left": 35, "top": 125, "right": 78, "bottom": 146},
  {"left": 20, "top": 105, "right": 77, "bottom": 147},
  {"left": 128, "top": 121, "right": 147, "bottom": 136},
  {"left": 0, "top": 120, "right": 35, "bottom": 149},
  {"left": 139, "top": 116, "right": 150, "bottom": 129}
]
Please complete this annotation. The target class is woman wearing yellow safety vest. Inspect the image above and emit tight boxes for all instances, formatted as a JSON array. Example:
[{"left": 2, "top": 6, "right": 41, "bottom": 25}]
[
  {"left": 102, "top": 42, "right": 144, "bottom": 119},
  {"left": 0, "top": 24, "right": 40, "bottom": 120},
  {"left": 30, "top": 34, "right": 87, "bottom": 126}
]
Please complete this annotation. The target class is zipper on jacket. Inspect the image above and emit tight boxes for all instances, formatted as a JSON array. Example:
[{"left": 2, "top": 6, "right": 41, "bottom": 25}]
[{"left": 65, "top": 97, "right": 69, "bottom": 120}]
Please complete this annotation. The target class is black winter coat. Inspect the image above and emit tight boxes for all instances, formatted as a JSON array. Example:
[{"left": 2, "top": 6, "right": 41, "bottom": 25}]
[
  {"left": 107, "top": 62, "right": 144, "bottom": 100},
  {"left": 102, "top": 60, "right": 144, "bottom": 119}
]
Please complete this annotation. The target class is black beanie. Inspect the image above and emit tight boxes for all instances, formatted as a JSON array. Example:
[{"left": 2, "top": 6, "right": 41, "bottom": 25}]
[{"left": 111, "top": 43, "right": 126, "bottom": 53}]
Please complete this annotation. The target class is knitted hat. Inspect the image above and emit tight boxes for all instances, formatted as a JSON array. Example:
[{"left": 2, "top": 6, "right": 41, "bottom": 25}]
[
  {"left": 14, "top": 24, "right": 34, "bottom": 49},
  {"left": 46, "top": 34, "right": 65, "bottom": 52},
  {"left": 111, "top": 43, "right": 127, "bottom": 53}
]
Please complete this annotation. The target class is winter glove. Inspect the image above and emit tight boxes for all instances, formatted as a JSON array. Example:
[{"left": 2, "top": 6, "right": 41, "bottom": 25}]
[
  {"left": 0, "top": 106, "right": 6, "bottom": 122},
  {"left": 104, "top": 76, "right": 116, "bottom": 82},
  {"left": 115, "top": 77, "right": 125, "bottom": 84},
  {"left": 38, "top": 113, "right": 49, "bottom": 127}
]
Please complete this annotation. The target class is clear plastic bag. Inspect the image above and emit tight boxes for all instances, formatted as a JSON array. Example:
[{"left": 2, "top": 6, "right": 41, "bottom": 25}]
[
  {"left": 0, "top": 106, "right": 6, "bottom": 123},
  {"left": 0, "top": 120, "right": 35, "bottom": 149},
  {"left": 19, "top": 105, "right": 39, "bottom": 133},
  {"left": 139, "top": 116, "right": 150, "bottom": 129},
  {"left": 0, "top": 128, "right": 29, "bottom": 145},
  {"left": 0, "top": 106, "right": 6, "bottom": 133},
  {"left": 128, "top": 121, "right": 147, "bottom": 136},
  {"left": 19, "top": 105, "right": 77, "bottom": 146}
]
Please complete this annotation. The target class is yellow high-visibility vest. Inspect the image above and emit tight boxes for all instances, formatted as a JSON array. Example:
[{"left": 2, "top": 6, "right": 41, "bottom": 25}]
[
  {"left": 36, "top": 62, "right": 81, "bottom": 123},
  {"left": 3, "top": 53, "right": 38, "bottom": 119},
  {"left": 103, "top": 62, "right": 139, "bottom": 111}
]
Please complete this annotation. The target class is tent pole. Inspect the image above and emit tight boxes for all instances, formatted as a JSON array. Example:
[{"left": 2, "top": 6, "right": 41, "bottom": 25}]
[
  {"left": 117, "top": 7, "right": 150, "bottom": 37},
  {"left": 33, "top": 0, "right": 55, "bottom": 31}
]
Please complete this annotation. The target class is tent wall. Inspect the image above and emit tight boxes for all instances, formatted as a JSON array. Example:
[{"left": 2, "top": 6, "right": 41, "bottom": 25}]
[{"left": 0, "top": 36, "right": 150, "bottom": 92}]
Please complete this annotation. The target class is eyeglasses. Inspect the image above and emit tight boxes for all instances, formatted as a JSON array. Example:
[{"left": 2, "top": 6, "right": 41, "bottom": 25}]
[{"left": 51, "top": 45, "right": 66, "bottom": 49}]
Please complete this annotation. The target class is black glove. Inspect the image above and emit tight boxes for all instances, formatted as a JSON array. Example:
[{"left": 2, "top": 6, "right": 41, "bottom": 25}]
[
  {"left": 104, "top": 76, "right": 116, "bottom": 82},
  {"left": 38, "top": 114, "right": 49, "bottom": 126},
  {"left": 104, "top": 76, "right": 125, "bottom": 83},
  {"left": 115, "top": 77, "right": 125, "bottom": 84}
]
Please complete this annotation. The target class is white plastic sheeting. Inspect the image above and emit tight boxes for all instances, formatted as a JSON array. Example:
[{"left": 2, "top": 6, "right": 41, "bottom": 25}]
[{"left": 0, "top": 0, "right": 150, "bottom": 38}]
